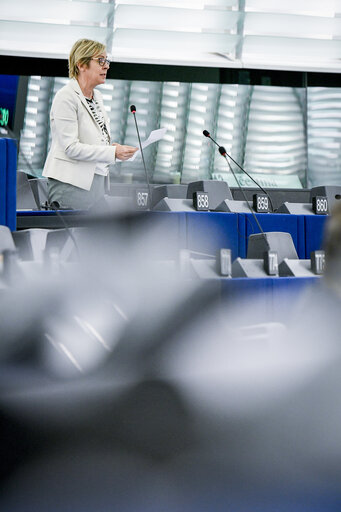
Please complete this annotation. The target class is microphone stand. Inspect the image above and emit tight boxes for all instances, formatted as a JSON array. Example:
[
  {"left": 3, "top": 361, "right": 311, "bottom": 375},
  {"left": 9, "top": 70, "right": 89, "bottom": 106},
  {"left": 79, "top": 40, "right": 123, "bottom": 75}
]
[
  {"left": 203, "top": 129, "right": 272, "bottom": 252},
  {"left": 130, "top": 105, "right": 152, "bottom": 210},
  {"left": 218, "top": 146, "right": 270, "bottom": 249},
  {"left": 203, "top": 130, "right": 274, "bottom": 213}
]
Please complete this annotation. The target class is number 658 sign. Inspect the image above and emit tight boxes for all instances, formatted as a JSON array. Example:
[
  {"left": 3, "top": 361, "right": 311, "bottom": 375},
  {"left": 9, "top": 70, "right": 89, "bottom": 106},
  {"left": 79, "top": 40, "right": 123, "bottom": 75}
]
[{"left": 193, "top": 192, "right": 209, "bottom": 211}]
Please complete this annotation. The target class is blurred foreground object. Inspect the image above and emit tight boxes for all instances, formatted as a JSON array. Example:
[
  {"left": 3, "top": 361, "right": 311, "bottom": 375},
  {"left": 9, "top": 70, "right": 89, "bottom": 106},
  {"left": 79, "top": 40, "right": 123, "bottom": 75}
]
[
  {"left": 323, "top": 201, "right": 341, "bottom": 296},
  {"left": 0, "top": 210, "right": 341, "bottom": 511}
]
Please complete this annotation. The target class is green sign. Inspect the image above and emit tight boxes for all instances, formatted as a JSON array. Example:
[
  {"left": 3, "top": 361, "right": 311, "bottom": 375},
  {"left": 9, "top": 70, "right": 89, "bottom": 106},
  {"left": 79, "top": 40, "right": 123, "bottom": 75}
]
[{"left": 0, "top": 107, "right": 9, "bottom": 127}]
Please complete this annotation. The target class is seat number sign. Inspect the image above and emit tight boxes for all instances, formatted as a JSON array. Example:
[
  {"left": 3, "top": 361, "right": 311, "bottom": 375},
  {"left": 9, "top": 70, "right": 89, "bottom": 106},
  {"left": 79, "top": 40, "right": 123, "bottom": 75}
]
[
  {"left": 136, "top": 190, "right": 149, "bottom": 209},
  {"left": 312, "top": 196, "right": 328, "bottom": 215},
  {"left": 253, "top": 194, "right": 269, "bottom": 213},
  {"left": 193, "top": 192, "right": 209, "bottom": 211}
]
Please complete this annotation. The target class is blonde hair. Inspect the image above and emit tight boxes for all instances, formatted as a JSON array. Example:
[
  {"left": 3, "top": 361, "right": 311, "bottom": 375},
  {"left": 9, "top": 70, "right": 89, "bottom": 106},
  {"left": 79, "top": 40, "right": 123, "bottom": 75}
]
[{"left": 68, "top": 39, "right": 106, "bottom": 79}]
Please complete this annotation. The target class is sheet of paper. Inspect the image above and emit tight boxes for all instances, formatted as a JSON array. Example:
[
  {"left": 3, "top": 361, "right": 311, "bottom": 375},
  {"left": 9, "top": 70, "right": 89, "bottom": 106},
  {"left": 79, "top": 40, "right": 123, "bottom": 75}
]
[{"left": 117, "top": 127, "right": 167, "bottom": 162}]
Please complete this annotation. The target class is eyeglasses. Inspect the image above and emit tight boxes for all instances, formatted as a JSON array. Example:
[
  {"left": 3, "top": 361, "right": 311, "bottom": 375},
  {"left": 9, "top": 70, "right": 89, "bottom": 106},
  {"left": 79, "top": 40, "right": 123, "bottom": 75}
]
[{"left": 92, "top": 57, "right": 110, "bottom": 67}]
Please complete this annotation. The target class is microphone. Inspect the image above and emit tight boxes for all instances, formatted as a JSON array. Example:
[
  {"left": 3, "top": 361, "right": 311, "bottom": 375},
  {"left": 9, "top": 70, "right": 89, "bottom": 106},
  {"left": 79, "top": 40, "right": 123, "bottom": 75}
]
[
  {"left": 203, "top": 130, "right": 274, "bottom": 212},
  {"left": 130, "top": 104, "right": 152, "bottom": 209},
  {"left": 204, "top": 130, "right": 272, "bottom": 254}
]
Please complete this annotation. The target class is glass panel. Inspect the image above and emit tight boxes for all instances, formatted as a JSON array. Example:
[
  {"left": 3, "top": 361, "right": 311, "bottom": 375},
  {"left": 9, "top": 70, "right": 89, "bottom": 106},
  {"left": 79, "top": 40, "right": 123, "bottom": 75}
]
[
  {"left": 18, "top": 76, "right": 54, "bottom": 176},
  {"left": 119, "top": 80, "right": 163, "bottom": 183},
  {"left": 153, "top": 82, "right": 190, "bottom": 184},
  {"left": 181, "top": 83, "right": 221, "bottom": 183},
  {"left": 307, "top": 87, "right": 341, "bottom": 187},
  {"left": 244, "top": 86, "right": 306, "bottom": 181},
  {"left": 211, "top": 85, "right": 307, "bottom": 185},
  {"left": 47, "top": 77, "right": 70, "bottom": 152},
  {"left": 213, "top": 84, "right": 252, "bottom": 174},
  {"left": 11, "top": 75, "right": 313, "bottom": 189}
]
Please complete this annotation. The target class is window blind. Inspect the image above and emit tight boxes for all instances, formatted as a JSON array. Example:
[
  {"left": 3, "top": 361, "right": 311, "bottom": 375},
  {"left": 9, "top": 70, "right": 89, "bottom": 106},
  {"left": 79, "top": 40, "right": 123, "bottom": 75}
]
[
  {"left": 0, "top": 0, "right": 112, "bottom": 58},
  {"left": 1, "top": 0, "right": 340, "bottom": 71}
]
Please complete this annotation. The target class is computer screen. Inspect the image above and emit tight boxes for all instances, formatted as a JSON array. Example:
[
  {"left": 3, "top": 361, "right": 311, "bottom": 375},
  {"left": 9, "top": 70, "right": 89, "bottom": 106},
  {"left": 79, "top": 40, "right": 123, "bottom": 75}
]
[{"left": 0, "top": 74, "right": 19, "bottom": 131}]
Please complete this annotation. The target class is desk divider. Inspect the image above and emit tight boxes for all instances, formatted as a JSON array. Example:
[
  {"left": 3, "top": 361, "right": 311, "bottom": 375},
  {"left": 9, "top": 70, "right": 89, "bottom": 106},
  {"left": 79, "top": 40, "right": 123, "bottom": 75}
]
[
  {"left": 0, "top": 139, "right": 7, "bottom": 226},
  {"left": 0, "top": 138, "right": 17, "bottom": 231},
  {"left": 296, "top": 215, "right": 306, "bottom": 259},
  {"left": 242, "top": 212, "right": 304, "bottom": 259},
  {"left": 237, "top": 213, "right": 247, "bottom": 258},
  {"left": 5, "top": 138, "right": 17, "bottom": 231},
  {"left": 304, "top": 215, "right": 328, "bottom": 259}
]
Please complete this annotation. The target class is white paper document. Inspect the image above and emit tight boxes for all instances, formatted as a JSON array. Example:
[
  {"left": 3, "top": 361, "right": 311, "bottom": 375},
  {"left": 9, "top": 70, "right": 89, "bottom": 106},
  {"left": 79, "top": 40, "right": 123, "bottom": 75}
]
[{"left": 118, "top": 127, "right": 167, "bottom": 162}]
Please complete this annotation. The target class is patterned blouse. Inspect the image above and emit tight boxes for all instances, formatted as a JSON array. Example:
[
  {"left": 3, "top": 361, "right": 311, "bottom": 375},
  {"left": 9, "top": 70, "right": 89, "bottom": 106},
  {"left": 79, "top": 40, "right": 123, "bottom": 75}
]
[{"left": 85, "top": 97, "right": 110, "bottom": 145}]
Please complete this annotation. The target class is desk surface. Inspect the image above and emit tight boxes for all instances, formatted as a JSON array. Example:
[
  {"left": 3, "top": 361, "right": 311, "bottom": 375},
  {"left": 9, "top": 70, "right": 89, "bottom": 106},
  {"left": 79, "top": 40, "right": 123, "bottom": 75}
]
[
  {"left": 16, "top": 209, "right": 327, "bottom": 261},
  {"left": 17, "top": 209, "right": 89, "bottom": 229}
]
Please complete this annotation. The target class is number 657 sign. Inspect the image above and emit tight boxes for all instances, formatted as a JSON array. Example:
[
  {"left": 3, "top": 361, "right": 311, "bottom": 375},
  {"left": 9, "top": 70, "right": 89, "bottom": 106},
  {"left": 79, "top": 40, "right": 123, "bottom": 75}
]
[{"left": 135, "top": 190, "right": 149, "bottom": 209}]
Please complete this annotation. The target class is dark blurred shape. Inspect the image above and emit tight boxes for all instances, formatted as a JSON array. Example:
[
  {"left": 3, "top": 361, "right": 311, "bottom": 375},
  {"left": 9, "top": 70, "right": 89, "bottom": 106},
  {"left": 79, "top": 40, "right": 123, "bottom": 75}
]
[{"left": 109, "top": 379, "right": 193, "bottom": 460}]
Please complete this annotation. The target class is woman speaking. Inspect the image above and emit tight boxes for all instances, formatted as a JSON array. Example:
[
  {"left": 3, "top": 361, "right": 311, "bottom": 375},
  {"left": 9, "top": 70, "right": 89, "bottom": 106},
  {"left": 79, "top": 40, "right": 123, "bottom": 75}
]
[{"left": 43, "top": 39, "right": 137, "bottom": 209}]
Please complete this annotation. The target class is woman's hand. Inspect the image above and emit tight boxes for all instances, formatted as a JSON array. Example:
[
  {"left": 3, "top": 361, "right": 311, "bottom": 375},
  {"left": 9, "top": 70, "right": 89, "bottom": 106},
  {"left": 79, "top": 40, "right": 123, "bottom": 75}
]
[{"left": 112, "top": 143, "right": 138, "bottom": 160}]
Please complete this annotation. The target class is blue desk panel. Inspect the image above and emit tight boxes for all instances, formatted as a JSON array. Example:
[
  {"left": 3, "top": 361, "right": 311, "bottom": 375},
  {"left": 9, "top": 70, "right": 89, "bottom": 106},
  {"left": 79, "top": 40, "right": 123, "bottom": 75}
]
[
  {"left": 221, "top": 276, "right": 318, "bottom": 321},
  {"left": 0, "top": 138, "right": 6, "bottom": 226},
  {"left": 241, "top": 212, "right": 305, "bottom": 259},
  {"left": 304, "top": 215, "right": 328, "bottom": 258},
  {"left": 16, "top": 210, "right": 328, "bottom": 264},
  {"left": 5, "top": 138, "right": 17, "bottom": 231},
  {"left": 0, "top": 138, "right": 17, "bottom": 230},
  {"left": 185, "top": 212, "right": 239, "bottom": 259}
]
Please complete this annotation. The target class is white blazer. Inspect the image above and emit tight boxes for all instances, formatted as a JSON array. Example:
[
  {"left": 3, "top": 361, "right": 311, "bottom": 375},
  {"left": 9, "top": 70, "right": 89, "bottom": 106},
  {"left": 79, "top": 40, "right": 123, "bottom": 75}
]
[{"left": 43, "top": 79, "right": 116, "bottom": 191}]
